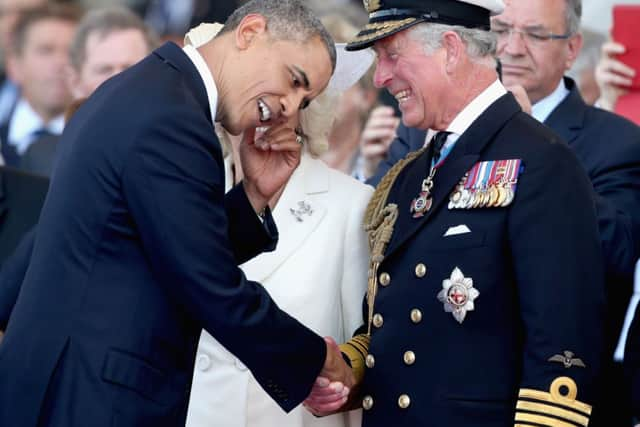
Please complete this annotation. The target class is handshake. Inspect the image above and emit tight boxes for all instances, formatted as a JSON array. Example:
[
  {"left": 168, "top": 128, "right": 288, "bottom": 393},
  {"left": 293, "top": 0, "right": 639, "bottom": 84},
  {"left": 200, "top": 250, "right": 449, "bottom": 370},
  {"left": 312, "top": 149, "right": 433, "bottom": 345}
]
[{"left": 303, "top": 337, "right": 357, "bottom": 416}]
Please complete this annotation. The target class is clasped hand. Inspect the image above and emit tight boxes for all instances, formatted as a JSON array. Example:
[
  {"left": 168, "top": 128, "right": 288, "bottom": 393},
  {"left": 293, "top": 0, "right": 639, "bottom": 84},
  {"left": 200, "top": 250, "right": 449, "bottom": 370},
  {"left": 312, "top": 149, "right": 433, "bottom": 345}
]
[{"left": 304, "top": 337, "right": 355, "bottom": 417}]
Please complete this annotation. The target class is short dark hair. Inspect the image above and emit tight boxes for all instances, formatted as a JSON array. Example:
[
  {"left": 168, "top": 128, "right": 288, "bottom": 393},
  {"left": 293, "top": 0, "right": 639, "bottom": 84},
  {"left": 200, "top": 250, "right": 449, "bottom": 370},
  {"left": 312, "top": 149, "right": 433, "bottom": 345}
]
[
  {"left": 221, "top": 0, "right": 336, "bottom": 73},
  {"left": 69, "top": 7, "right": 158, "bottom": 71},
  {"left": 11, "top": 3, "right": 82, "bottom": 55}
]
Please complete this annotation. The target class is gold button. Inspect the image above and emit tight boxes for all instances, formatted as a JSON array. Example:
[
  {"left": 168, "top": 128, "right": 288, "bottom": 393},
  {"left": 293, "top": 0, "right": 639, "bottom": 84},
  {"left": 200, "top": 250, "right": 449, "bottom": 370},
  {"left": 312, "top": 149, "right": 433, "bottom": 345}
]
[
  {"left": 410, "top": 309, "right": 422, "bottom": 324},
  {"left": 366, "top": 354, "right": 375, "bottom": 368},
  {"left": 415, "top": 263, "right": 427, "bottom": 278},
  {"left": 403, "top": 351, "right": 416, "bottom": 365},
  {"left": 373, "top": 313, "right": 384, "bottom": 328},
  {"left": 379, "top": 272, "right": 391, "bottom": 287},
  {"left": 398, "top": 394, "right": 411, "bottom": 409},
  {"left": 363, "top": 395, "right": 374, "bottom": 410}
]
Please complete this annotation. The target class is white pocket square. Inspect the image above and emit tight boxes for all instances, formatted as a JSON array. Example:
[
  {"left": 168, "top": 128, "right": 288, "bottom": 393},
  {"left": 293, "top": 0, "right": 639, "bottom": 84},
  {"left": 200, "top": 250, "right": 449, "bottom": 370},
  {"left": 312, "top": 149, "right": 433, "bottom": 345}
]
[{"left": 444, "top": 225, "right": 471, "bottom": 237}]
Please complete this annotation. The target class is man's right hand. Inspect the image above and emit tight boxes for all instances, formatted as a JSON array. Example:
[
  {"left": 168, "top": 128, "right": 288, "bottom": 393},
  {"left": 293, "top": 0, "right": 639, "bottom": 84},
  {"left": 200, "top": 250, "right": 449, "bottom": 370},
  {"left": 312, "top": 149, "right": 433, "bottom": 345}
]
[{"left": 304, "top": 337, "right": 355, "bottom": 416}]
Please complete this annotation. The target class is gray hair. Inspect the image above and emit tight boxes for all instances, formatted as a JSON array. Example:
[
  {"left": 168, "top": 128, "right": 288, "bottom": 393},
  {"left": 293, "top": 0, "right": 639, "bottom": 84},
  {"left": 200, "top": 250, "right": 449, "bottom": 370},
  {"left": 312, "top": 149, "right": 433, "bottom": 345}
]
[
  {"left": 408, "top": 23, "right": 497, "bottom": 66},
  {"left": 220, "top": 0, "right": 336, "bottom": 73},
  {"left": 69, "top": 7, "right": 158, "bottom": 71},
  {"left": 564, "top": 0, "right": 582, "bottom": 36}
]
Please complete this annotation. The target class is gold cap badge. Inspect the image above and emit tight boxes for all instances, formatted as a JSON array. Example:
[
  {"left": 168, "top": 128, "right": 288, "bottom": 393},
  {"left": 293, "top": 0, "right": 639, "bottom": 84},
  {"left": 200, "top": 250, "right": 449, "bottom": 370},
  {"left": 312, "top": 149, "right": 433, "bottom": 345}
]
[{"left": 363, "top": 0, "right": 382, "bottom": 13}]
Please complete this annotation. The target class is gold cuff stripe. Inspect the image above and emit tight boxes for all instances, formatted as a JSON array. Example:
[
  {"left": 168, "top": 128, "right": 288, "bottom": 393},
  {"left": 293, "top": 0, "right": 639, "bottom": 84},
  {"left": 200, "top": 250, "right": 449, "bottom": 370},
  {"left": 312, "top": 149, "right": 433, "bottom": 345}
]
[
  {"left": 516, "top": 400, "right": 589, "bottom": 426},
  {"left": 345, "top": 342, "right": 367, "bottom": 359},
  {"left": 515, "top": 412, "right": 579, "bottom": 427},
  {"left": 518, "top": 389, "right": 591, "bottom": 415},
  {"left": 339, "top": 343, "right": 366, "bottom": 383}
]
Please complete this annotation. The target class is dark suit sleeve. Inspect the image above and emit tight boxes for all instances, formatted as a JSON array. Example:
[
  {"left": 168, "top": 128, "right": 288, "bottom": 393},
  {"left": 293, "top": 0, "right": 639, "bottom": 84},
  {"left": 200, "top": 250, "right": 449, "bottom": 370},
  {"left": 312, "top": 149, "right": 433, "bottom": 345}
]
[
  {"left": 509, "top": 140, "right": 605, "bottom": 421},
  {"left": 591, "top": 137, "right": 640, "bottom": 278},
  {"left": 0, "top": 228, "right": 35, "bottom": 330},
  {"left": 224, "top": 183, "right": 277, "bottom": 264},
  {"left": 120, "top": 107, "right": 326, "bottom": 412},
  {"left": 366, "top": 124, "right": 415, "bottom": 187}
]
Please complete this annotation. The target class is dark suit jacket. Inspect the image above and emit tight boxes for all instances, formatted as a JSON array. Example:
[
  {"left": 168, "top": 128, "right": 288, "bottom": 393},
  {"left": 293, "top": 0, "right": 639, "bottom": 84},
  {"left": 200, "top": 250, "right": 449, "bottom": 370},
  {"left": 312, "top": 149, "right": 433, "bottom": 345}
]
[
  {"left": 0, "top": 167, "right": 48, "bottom": 263},
  {"left": 358, "top": 93, "right": 605, "bottom": 427},
  {"left": 19, "top": 134, "right": 59, "bottom": 177},
  {"left": 0, "top": 42, "right": 326, "bottom": 427}
]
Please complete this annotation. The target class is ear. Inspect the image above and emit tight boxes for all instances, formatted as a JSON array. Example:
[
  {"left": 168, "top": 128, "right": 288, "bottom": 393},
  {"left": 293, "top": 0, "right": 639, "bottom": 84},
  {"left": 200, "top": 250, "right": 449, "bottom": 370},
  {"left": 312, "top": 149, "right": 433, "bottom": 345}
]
[
  {"left": 565, "top": 32, "right": 583, "bottom": 71},
  {"left": 441, "top": 31, "right": 463, "bottom": 74},
  {"left": 235, "top": 14, "right": 268, "bottom": 50}
]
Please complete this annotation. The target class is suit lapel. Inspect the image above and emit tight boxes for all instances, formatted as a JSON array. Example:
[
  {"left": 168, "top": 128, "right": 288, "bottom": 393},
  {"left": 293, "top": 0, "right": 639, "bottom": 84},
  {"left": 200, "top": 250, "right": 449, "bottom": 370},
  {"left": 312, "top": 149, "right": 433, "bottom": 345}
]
[
  {"left": 241, "top": 156, "right": 328, "bottom": 282},
  {"left": 385, "top": 93, "right": 522, "bottom": 256},
  {"left": 543, "top": 78, "right": 586, "bottom": 146}
]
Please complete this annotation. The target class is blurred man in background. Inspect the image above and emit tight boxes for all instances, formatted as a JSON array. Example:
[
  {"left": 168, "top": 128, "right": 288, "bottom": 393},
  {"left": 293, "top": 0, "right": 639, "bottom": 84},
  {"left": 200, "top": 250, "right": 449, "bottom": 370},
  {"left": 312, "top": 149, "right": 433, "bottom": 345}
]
[
  {"left": 0, "top": 3, "right": 80, "bottom": 167},
  {"left": 21, "top": 6, "right": 157, "bottom": 176}
]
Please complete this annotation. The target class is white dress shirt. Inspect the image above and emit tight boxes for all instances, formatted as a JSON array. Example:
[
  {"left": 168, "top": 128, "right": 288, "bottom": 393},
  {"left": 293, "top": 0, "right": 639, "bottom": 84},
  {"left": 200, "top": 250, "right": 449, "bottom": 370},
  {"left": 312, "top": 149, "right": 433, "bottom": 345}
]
[
  {"left": 424, "top": 79, "right": 508, "bottom": 154},
  {"left": 7, "top": 98, "right": 64, "bottom": 155},
  {"left": 531, "top": 79, "right": 570, "bottom": 123},
  {"left": 182, "top": 44, "right": 218, "bottom": 123}
]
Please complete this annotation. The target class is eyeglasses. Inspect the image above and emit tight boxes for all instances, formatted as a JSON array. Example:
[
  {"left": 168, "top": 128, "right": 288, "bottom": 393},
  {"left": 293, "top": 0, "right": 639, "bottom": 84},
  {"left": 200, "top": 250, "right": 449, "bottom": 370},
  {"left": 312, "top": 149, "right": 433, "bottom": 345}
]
[{"left": 492, "top": 27, "right": 572, "bottom": 45}]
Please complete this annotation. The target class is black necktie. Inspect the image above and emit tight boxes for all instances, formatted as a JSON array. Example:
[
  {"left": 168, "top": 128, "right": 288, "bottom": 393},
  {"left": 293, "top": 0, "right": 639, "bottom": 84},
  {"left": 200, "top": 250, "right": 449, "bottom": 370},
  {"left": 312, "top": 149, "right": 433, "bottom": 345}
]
[
  {"left": 32, "top": 128, "right": 55, "bottom": 140},
  {"left": 430, "top": 131, "right": 452, "bottom": 166}
]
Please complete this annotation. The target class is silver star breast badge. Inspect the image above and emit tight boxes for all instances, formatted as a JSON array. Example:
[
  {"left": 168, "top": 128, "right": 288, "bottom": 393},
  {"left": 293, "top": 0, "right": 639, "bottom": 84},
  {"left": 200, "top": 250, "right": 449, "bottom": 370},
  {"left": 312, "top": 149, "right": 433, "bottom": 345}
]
[{"left": 437, "top": 267, "right": 479, "bottom": 324}]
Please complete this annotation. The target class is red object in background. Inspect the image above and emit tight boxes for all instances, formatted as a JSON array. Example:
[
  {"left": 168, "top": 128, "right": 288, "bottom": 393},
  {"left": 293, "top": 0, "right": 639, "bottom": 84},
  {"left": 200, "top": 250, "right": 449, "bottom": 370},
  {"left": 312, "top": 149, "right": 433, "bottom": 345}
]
[
  {"left": 616, "top": 92, "right": 640, "bottom": 125},
  {"left": 612, "top": 5, "right": 640, "bottom": 125},
  {"left": 612, "top": 5, "right": 640, "bottom": 90}
]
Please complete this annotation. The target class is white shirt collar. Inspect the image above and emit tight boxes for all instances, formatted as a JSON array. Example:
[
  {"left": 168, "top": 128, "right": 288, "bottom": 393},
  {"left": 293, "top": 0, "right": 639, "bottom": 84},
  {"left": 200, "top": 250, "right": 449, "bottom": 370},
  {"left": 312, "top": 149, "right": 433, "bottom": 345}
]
[
  {"left": 8, "top": 98, "right": 65, "bottom": 155},
  {"left": 182, "top": 44, "right": 218, "bottom": 123},
  {"left": 425, "top": 79, "right": 507, "bottom": 147},
  {"left": 531, "top": 79, "right": 570, "bottom": 123}
]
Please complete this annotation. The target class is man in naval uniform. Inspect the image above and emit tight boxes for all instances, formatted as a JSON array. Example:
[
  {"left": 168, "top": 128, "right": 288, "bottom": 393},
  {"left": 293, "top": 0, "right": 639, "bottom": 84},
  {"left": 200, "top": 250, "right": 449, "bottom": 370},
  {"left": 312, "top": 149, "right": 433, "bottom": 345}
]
[{"left": 304, "top": 1, "right": 606, "bottom": 426}]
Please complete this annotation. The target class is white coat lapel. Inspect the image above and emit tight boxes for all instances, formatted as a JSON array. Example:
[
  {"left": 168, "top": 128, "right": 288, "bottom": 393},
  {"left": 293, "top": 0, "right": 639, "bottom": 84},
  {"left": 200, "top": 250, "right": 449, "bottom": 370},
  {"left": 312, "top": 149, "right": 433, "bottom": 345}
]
[{"left": 241, "top": 155, "right": 328, "bottom": 282}]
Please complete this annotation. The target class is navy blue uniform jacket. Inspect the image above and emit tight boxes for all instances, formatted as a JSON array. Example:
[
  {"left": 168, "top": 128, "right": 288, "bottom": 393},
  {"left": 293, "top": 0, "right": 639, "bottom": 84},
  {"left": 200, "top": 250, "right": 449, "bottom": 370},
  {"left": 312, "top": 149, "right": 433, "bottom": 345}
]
[
  {"left": 356, "top": 93, "right": 605, "bottom": 427},
  {"left": 0, "top": 43, "right": 326, "bottom": 426}
]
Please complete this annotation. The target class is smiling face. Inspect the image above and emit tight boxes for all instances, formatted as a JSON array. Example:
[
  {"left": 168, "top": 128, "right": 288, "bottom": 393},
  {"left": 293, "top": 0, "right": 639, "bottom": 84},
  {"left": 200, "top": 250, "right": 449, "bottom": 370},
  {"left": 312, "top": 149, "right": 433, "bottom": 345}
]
[
  {"left": 373, "top": 29, "right": 449, "bottom": 131},
  {"left": 216, "top": 15, "right": 333, "bottom": 136},
  {"left": 492, "top": 0, "right": 582, "bottom": 104}
]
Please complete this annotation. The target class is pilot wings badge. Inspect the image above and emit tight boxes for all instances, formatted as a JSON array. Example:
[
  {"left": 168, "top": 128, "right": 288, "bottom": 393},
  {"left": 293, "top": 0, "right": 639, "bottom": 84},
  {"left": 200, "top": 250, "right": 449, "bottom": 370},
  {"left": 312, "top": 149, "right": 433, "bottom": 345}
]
[{"left": 548, "top": 351, "right": 586, "bottom": 368}]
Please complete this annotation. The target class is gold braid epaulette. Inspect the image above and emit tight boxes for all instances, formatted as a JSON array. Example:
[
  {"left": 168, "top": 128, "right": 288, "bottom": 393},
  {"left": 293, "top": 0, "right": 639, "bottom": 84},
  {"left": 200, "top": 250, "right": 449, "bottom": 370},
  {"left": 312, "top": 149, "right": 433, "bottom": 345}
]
[{"left": 363, "top": 147, "right": 428, "bottom": 335}]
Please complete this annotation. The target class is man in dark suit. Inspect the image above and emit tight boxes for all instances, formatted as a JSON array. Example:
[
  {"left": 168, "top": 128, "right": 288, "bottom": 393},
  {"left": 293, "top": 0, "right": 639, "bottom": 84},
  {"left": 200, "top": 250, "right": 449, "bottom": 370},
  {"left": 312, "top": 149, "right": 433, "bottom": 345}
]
[
  {"left": 0, "top": 1, "right": 353, "bottom": 426},
  {"left": 305, "top": 0, "right": 606, "bottom": 425},
  {"left": 368, "top": 0, "right": 640, "bottom": 424},
  {"left": 20, "top": 7, "right": 158, "bottom": 177},
  {"left": 0, "top": 4, "right": 79, "bottom": 167}
]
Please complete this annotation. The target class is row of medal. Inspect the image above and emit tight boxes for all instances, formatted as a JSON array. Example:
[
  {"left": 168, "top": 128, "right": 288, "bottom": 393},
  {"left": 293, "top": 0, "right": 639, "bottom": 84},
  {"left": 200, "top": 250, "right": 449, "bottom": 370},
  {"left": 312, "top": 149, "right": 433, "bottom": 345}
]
[{"left": 449, "top": 159, "right": 523, "bottom": 210}]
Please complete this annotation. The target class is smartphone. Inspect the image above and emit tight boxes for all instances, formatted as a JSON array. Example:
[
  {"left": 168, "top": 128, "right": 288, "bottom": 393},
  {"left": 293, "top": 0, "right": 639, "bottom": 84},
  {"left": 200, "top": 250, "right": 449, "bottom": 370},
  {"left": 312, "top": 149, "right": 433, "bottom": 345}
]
[{"left": 612, "top": 5, "right": 640, "bottom": 90}]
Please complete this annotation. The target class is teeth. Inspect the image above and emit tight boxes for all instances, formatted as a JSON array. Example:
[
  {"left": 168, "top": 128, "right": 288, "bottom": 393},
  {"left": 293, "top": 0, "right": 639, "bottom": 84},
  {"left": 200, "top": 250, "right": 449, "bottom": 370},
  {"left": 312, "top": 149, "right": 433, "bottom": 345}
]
[
  {"left": 395, "top": 90, "right": 411, "bottom": 104},
  {"left": 258, "top": 99, "right": 271, "bottom": 122}
]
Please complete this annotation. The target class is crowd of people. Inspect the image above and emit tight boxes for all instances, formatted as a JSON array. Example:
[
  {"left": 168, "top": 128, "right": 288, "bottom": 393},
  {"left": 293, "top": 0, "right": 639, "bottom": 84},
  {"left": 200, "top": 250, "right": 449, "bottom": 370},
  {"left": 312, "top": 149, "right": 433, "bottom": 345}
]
[{"left": 0, "top": 0, "right": 638, "bottom": 426}]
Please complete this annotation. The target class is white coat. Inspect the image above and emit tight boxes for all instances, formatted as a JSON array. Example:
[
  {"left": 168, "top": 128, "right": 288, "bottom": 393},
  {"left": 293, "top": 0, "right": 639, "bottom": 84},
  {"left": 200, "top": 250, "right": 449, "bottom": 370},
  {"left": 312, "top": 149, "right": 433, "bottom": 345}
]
[{"left": 186, "top": 154, "right": 372, "bottom": 427}]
